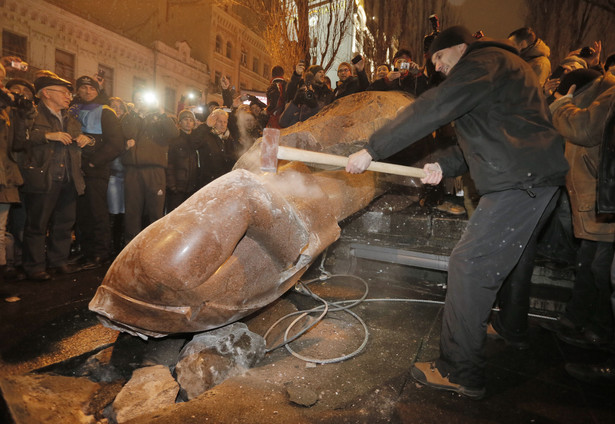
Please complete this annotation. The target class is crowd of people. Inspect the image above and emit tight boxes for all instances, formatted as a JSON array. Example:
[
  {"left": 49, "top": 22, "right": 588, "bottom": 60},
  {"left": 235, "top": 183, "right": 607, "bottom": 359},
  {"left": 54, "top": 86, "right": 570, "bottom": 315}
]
[{"left": 1, "top": 22, "right": 615, "bottom": 395}]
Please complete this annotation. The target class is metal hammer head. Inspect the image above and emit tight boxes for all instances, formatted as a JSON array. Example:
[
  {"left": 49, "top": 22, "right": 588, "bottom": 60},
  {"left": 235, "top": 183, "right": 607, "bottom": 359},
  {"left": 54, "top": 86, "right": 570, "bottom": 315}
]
[{"left": 260, "top": 127, "right": 280, "bottom": 173}]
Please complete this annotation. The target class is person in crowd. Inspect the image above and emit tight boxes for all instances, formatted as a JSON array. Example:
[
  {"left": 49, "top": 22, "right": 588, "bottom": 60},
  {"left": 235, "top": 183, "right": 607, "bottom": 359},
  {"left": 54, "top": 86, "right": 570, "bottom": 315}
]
[
  {"left": 375, "top": 49, "right": 425, "bottom": 96},
  {"left": 279, "top": 62, "right": 333, "bottom": 127},
  {"left": 605, "top": 52, "right": 615, "bottom": 74},
  {"left": 70, "top": 76, "right": 124, "bottom": 268},
  {"left": 0, "top": 65, "right": 30, "bottom": 282},
  {"left": 18, "top": 74, "right": 92, "bottom": 280},
  {"left": 3, "top": 77, "right": 36, "bottom": 281},
  {"left": 333, "top": 58, "right": 369, "bottom": 100},
  {"left": 367, "top": 65, "right": 390, "bottom": 91},
  {"left": 323, "top": 75, "right": 332, "bottom": 90},
  {"left": 564, "top": 81, "right": 615, "bottom": 384},
  {"left": 166, "top": 109, "right": 199, "bottom": 213},
  {"left": 266, "top": 65, "right": 287, "bottom": 128},
  {"left": 539, "top": 69, "right": 615, "bottom": 349},
  {"left": 508, "top": 27, "right": 552, "bottom": 85},
  {"left": 121, "top": 90, "right": 178, "bottom": 242},
  {"left": 191, "top": 108, "right": 237, "bottom": 189},
  {"left": 107, "top": 96, "right": 129, "bottom": 257},
  {"left": 249, "top": 99, "right": 269, "bottom": 129},
  {"left": 346, "top": 26, "right": 568, "bottom": 399}
]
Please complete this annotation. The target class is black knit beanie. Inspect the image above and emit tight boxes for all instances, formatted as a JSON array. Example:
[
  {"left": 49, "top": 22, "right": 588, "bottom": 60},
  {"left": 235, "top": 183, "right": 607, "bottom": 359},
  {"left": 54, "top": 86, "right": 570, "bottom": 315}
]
[
  {"left": 556, "top": 68, "right": 601, "bottom": 95},
  {"left": 429, "top": 26, "right": 475, "bottom": 56}
]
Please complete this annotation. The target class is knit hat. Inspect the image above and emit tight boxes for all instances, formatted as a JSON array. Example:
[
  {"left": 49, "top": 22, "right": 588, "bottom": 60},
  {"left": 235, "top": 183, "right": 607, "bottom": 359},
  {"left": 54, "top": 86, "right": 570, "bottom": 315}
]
[
  {"left": 5, "top": 78, "right": 35, "bottom": 98},
  {"left": 34, "top": 74, "right": 73, "bottom": 93},
  {"left": 556, "top": 68, "right": 601, "bottom": 95},
  {"left": 178, "top": 109, "right": 196, "bottom": 121},
  {"left": 307, "top": 65, "right": 324, "bottom": 75},
  {"left": 76, "top": 75, "right": 100, "bottom": 92},
  {"left": 429, "top": 25, "right": 475, "bottom": 56}
]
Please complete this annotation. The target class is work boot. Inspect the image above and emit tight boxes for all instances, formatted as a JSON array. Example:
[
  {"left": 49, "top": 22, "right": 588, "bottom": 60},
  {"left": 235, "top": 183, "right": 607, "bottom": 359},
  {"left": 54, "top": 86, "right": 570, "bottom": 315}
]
[
  {"left": 557, "top": 328, "right": 612, "bottom": 350},
  {"left": 565, "top": 357, "right": 615, "bottom": 384},
  {"left": 411, "top": 361, "right": 486, "bottom": 400}
]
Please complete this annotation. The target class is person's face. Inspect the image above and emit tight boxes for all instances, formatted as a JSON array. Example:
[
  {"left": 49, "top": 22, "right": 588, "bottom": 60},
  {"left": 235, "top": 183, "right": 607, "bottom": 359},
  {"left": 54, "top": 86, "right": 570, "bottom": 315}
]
[
  {"left": 337, "top": 65, "right": 351, "bottom": 82},
  {"left": 109, "top": 100, "right": 125, "bottom": 118},
  {"left": 9, "top": 84, "right": 34, "bottom": 100},
  {"left": 376, "top": 65, "right": 389, "bottom": 79},
  {"left": 431, "top": 44, "right": 466, "bottom": 76},
  {"left": 250, "top": 104, "right": 262, "bottom": 116},
  {"left": 314, "top": 69, "right": 325, "bottom": 83},
  {"left": 179, "top": 117, "right": 195, "bottom": 133},
  {"left": 214, "top": 114, "right": 228, "bottom": 133},
  {"left": 77, "top": 84, "right": 98, "bottom": 102},
  {"left": 42, "top": 85, "right": 72, "bottom": 110}
]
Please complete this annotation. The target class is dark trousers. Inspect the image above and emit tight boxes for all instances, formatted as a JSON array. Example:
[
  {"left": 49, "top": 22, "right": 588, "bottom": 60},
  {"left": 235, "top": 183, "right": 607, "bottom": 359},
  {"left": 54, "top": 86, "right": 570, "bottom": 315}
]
[
  {"left": 493, "top": 189, "right": 559, "bottom": 341},
  {"left": 565, "top": 239, "right": 614, "bottom": 336},
  {"left": 23, "top": 180, "right": 77, "bottom": 273},
  {"left": 77, "top": 176, "right": 111, "bottom": 259},
  {"left": 435, "top": 186, "right": 558, "bottom": 388},
  {"left": 165, "top": 190, "right": 191, "bottom": 214},
  {"left": 124, "top": 166, "right": 166, "bottom": 242}
]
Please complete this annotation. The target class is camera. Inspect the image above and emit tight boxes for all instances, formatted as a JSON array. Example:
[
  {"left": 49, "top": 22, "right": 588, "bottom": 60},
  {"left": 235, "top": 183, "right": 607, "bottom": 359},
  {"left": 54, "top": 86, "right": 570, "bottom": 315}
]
[
  {"left": 399, "top": 62, "right": 410, "bottom": 71},
  {"left": 579, "top": 46, "right": 595, "bottom": 58},
  {"left": 0, "top": 90, "right": 34, "bottom": 112},
  {"left": 10, "top": 60, "right": 28, "bottom": 71}
]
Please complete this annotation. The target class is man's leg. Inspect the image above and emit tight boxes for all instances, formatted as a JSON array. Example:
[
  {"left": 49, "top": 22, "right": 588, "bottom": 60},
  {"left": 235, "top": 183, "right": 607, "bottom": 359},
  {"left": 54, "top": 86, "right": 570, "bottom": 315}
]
[
  {"left": 47, "top": 181, "right": 77, "bottom": 268},
  {"left": 143, "top": 167, "right": 166, "bottom": 225},
  {"left": 124, "top": 167, "right": 144, "bottom": 242},
  {"left": 434, "top": 187, "right": 558, "bottom": 389},
  {"left": 493, "top": 189, "right": 559, "bottom": 344}
]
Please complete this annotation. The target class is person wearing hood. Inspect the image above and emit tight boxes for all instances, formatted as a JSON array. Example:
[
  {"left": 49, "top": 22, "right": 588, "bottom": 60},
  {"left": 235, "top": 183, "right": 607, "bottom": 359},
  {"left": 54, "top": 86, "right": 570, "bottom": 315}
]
[
  {"left": 279, "top": 62, "right": 333, "bottom": 128},
  {"left": 508, "top": 27, "right": 552, "bottom": 85},
  {"left": 70, "top": 75, "right": 124, "bottom": 269},
  {"left": 346, "top": 26, "right": 568, "bottom": 399}
]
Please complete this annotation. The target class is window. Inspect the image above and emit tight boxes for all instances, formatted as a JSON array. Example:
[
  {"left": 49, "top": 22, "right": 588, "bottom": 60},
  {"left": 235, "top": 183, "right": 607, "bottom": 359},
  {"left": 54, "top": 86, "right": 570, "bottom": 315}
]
[
  {"left": 240, "top": 82, "right": 247, "bottom": 91},
  {"left": 97, "top": 64, "right": 114, "bottom": 96},
  {"left": 215, "top": 35, "right": 222, "bottom": 54},
  {"left": 164, "top": 87, "right": 176, "bottom": 114},
  {"left": 226, "top": 42, "right": 232, "bottom": 59},
  {"left": 55, "top": 49, "right": 75, "bottom": 82},
  {"left": 263, "top": 63, "right": 270, "bottom": 79},
  {"left": 133, "top": 76, "right": 146, "bottom": 101},
  {"left": 2, "top": 30, "right": 27, "bottom": 60},
  {"left": 252, "top": 57, "right": 259, "bottom": 74},
  {"left": 214, "top": 71, "right": 221, "bottom": 92},
  {"left": 240, "top": 48, "right": 247, "bottom": 67}
]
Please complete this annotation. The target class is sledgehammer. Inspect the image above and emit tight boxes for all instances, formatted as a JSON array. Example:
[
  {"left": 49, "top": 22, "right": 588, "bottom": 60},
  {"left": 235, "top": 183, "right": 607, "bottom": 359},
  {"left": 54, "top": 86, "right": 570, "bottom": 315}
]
[{"left": 260, "top": 128, "right": 426, "bottom": 178}]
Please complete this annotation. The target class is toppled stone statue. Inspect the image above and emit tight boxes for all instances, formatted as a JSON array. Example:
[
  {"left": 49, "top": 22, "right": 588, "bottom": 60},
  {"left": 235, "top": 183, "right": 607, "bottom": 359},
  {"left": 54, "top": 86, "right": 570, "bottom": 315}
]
[{"left": 89, "top": 91, "right": 414, "bottom": 338}]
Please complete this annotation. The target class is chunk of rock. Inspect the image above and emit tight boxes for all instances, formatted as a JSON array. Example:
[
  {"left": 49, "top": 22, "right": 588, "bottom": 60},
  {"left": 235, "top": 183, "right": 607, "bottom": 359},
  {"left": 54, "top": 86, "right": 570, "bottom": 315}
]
[
  {"left": 110, "top": 365, "right": 179, "bottom": 423},
  {"left": 0, "top": 373, "right": 101, "bottom": 424},
  {"left": 175, "top": 322, "right": 266, "bottom": 400},
  {"left": 286, "top": 382, "right": 319, "bottom": 407}
]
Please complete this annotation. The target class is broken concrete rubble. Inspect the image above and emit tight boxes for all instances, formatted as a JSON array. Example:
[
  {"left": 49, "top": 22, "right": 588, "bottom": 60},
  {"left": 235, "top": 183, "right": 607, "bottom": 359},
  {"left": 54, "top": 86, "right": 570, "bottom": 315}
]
[
  {"left": 175, "top": 322, "right": 266, "bottom": 400},
  {"left": 89, "top": 91, "right": 415, "bottom": 338},
  {"left": 109, "top": 365, "right": 179, "bottom": 423}
]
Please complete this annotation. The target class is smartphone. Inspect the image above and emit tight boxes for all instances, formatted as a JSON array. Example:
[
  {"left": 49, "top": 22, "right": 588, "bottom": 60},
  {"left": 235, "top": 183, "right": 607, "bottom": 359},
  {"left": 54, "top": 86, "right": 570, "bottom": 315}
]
[{"left": 351, "top": 54, "right": 362, "bottom": 65}]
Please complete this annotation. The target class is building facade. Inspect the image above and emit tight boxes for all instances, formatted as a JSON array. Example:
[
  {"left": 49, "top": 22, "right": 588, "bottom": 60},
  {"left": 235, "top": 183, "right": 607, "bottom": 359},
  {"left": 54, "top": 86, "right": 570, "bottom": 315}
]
[{"left": 1, "top": 0, "right": 272, "bottom": 112}]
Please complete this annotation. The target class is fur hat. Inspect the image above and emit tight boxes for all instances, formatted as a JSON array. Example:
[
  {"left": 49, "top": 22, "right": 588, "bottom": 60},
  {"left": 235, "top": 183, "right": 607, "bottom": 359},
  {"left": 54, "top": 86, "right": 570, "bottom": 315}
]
[
  {"left": 76, "top": 75, "right": 100, "bottom": 92},
  {"left": 178, "top": 109, "right": 196, "bottom": 121},
  {"left": 34, "top": 74, "right": 73, "bottom": 93},
  {"left": 429, "top": 26, "right": 475, "bottom": 56},
  {"left": 5, "top": 78, "right": 35, "bottom": 98}
]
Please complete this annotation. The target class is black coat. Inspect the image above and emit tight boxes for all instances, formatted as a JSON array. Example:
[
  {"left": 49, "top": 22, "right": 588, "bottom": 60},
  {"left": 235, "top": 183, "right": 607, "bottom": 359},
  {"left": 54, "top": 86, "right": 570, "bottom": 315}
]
[
  {"left": 166, "top": 130, "right": 200, "bottom": 194},
  {"left": 366, "top": 40, "right": 569, "bottom": 195},
  {"left": 191, "top": 124, "right": 237, "bottom": 187},
  {"left": 597, "top": 91, "right": 615, "bottom": 213},
  {"left": 333, "top": 70, "right": 369, "bottom": 100}
]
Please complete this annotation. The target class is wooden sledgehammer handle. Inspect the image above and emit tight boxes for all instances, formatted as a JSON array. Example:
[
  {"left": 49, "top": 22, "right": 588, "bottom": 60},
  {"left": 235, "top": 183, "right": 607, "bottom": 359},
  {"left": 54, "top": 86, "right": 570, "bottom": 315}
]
[{"left": 277, "top": 146, "right": 426, "bottom": 179}]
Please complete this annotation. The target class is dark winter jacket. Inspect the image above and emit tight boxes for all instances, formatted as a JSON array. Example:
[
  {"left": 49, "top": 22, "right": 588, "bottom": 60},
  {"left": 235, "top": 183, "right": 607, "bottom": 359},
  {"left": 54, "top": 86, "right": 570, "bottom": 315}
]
[
  {"left": 190, "top": 123, "right": 237, "bottom": 187},
  {"left": 121, "top": 110, "right": 178, "bottom": 168},
  {"left": 366, "top": 40, "right": 569, "bottom": 195},
  {"left": 166, "top": 129, "right": 200, "bottom": 194},
  {"left": 280, "top": 74, "right": 333, "bottom": 128},
  {"left": 333, "top": 70, "right": 369, "bottom": 100},
  {"left": 0, "top": 104, "right": 26, "bottom": 203},
  {"left": 598, "top": 86, "right": 615, "bottom": 214},
  {"left": 70, "top": 101, "right": 124, "bottom": 179},
  {"left": 21, "top": 102, "right": 85, "bottom": 195}
]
